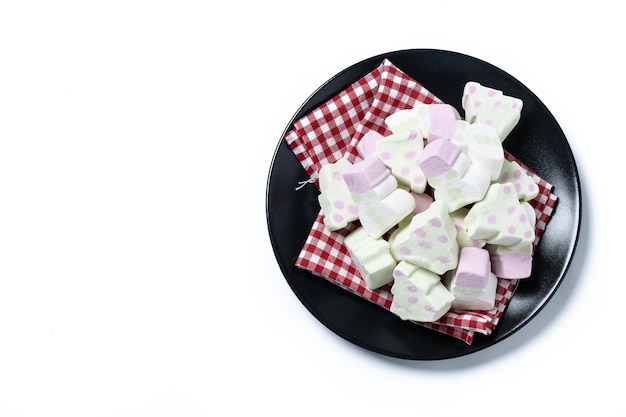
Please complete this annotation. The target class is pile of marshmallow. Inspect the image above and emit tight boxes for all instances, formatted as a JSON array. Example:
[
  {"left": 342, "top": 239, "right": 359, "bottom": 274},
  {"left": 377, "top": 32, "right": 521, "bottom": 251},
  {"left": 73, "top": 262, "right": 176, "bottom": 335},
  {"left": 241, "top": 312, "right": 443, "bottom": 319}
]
[{"left": 317, "top": 82, "right": 540, "bottom": 323}]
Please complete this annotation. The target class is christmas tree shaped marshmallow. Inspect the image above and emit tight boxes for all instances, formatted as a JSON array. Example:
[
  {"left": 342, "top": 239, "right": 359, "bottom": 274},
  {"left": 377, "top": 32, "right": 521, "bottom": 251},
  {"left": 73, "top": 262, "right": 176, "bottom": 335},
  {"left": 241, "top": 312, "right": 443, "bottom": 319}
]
[
  {"left": 389, "top": 200, "right": 459, "bottom": 275},
  {"left": 317, "top": 158, "right": 359, "bottom": 231},
  {"left": 390, "top": 261, "right": 455, "bottom": 322}
]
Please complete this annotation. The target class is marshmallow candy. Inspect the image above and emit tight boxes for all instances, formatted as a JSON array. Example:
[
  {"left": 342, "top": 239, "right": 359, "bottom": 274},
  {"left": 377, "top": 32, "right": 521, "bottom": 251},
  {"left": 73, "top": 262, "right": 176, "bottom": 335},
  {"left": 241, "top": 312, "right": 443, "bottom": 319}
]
[
  {"left": 389, "top": 200, "right": 459, "bottom": 275},
  {"left": 427, "top": 103, "right": 462, "bottom": 142},
  {"left": 449, "top": 207, "right": 486, "bottom": 249},
  {"left": 497, "top": 159, "right": 540, "bottom": 202},
  {"left": 462, "top": 82, "right": 523, "bottom": 141},
  {"left": 384, "top": 105, "right": 429, "bottom": 134},
  {"left": 450, "top": 120, "right": 504, "bottom": 181},
  {"left": 487, "top": 243, "right": 533, "bottom": 279},
  {"left": 390, "top": 261, "right": 455, "bottom": 322},
  {"left": 444, "top": 247, "right": 497, "bottom": 311},
  {"left": 465, "top": 182, "right": 536, "bottom": 247},
  {"left": 419, "top": 138, "right": 490, "bottom": 212},
  {"left": 357, "top": 130, "right": 385, "bottom": 159},
  {"left": 396, "top": 192, "right": 434, "bottom": 231},
  {"left": 317, "top": 158, "right": 359, "bottom": 231},
  {"left": 410, "top": 192, "right": 434, "bottom": 215},
  {"left": 384, "top": 103, "right": 461, "bottom": 141},
  {"left": 342, "top": 157, "right": 415, "bottom": 238},
  {"left": 343, "top": 227, "right": 397, "bottom": 289},
  {"left": 375, "top": 129, "right": 428, "bottom": 193}
]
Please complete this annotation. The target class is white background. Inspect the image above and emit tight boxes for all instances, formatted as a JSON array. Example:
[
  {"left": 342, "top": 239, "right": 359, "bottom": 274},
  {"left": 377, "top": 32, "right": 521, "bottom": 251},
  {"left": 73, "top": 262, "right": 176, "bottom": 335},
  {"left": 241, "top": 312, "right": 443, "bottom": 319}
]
[{"left": 0, "top": 1, "right": 621, "bottom": 416}]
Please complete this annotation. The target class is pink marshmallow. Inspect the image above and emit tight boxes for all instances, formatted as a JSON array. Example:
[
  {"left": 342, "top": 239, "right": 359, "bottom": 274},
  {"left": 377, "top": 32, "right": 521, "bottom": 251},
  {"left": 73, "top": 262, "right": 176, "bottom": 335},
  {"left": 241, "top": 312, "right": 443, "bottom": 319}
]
[
  {"left": 454, "top": 247, "right": 491, "bottom": 288},
  {"left": 411, "top": 192, "right": 434, "bottom": 215},
  {"left": 444, "top": 246, "right": 497, "bottom": 311},
  {"left": 418, "top": 139, "right": 463, "bottom": 178},
  {"left": 427, "top": 104, "right": 461, "bottom": 142},
  {"left": 357, "top": 130, "right": 384, "bottom": 159},
  {"left": 490, "top": 252, "right": 533, "bottom": 279},
  {"left": 342, "top": 157, "right": 390, "bottom": 193}
]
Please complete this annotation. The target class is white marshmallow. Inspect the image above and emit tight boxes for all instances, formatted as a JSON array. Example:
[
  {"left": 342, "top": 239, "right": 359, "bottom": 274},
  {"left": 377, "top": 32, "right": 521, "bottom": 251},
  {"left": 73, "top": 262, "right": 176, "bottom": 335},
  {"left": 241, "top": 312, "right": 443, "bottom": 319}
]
[
  {"left": 384, "top": 103, "right": 461, "bottom": 142},
  {"left": 449, "top": 207, "right": 486, "bottom": 249},
  {"left": 497, "top": 159, "right": 540, "bottom": 202},
  {"left": 390, "top": 261, "right": 455, "bottom": 322},
  {"left": 462, "top": 81, "right": 523, "bottom": 141},
  {"left": 465, "top": 182, "right": 536, "bottom": 247},
  {"left": 351, "top": 175, "right": 398, "bottom": 204},
  {"left": 317, "top": 158, "right": 359, "bottom": 231},
  {"left": 343, "top": 227, "right": 397, "bottom": 290},
  {"left": 384, "top": 104, "right": 429, "bottom": 134},
  {"left": 358, "top": 188, "right": 416, "bottom": 239},
  {"left": 343, "top": 157, "right": 415, "bottom": 238},
  {"left": 429, "top": 163, "right": 490, "bottom": 213},
  {"left": 419, "top": 138, "right": 490, "bottom": 212},
  {"left": 375, "top": 129, "right": 427, "bottom": 193},
  {"left": 389, "top": 200, "right": 459, "bottom": 275},
  {"left": 450, "top": 120, "right": 504, "bottom": 181}
]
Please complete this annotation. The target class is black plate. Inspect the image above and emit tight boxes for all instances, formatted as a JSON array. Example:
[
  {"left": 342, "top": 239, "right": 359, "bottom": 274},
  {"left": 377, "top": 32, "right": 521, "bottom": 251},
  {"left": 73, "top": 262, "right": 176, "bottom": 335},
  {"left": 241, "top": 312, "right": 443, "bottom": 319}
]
[{"left": 266, "top": 49, "right": 581, "bottom": 360}]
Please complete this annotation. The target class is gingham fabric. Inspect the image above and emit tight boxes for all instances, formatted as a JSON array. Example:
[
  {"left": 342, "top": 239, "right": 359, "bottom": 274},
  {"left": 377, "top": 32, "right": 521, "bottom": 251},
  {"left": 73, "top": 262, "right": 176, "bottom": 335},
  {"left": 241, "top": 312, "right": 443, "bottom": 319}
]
[
  {"left": 284, "top": 59, "right": 558, "bottom": 344},
  {"left": 286, "top": 59, "right": 439, "bottom": 187}
]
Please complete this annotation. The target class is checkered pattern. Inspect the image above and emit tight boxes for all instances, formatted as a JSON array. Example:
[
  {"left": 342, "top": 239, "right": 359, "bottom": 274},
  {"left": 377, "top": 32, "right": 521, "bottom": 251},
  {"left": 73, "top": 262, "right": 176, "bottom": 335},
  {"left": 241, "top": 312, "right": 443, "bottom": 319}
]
[
  {"left": 285, "top": 59, "right": 439, "bottom": 186},
  {"left": 284, "top": 59, "right": 558, "bottom": 345}
]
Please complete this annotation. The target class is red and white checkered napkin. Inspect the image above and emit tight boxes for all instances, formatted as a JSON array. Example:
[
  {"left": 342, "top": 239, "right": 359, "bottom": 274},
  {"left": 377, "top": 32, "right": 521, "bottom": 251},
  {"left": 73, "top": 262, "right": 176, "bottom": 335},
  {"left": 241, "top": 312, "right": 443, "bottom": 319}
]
[{"left": 284, "top": 59, "right": 558, "bottom": 344}]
